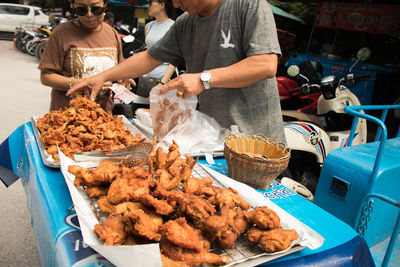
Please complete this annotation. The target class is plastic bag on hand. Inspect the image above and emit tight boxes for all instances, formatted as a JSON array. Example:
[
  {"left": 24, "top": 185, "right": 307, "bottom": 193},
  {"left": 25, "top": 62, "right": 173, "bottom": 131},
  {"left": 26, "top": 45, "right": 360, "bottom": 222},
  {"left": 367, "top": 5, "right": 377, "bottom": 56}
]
[{"left": 149, "top": 87, "right": 223, "bottom": 155}]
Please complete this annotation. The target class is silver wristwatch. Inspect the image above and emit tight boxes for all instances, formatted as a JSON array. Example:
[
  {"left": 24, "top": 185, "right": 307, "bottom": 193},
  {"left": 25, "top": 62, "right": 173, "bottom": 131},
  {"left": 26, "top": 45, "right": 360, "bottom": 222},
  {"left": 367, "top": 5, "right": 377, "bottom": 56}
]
[{"left": 200, "top": 70, "right": 211, "bottom": 90}]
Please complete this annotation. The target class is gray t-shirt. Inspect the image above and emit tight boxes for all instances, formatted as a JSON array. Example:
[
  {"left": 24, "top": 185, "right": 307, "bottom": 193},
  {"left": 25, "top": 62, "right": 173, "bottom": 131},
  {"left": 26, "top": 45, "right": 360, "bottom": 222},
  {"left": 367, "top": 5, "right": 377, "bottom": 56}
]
[{"left": 149, "top": 0, "right": 285, "bottom": 142}]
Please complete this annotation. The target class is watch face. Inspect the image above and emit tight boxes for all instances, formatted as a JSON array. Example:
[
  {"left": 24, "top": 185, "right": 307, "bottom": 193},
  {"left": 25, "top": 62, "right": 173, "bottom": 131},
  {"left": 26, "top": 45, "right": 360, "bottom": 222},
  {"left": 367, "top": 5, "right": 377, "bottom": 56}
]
[{"left": 201, "top": 71, "right": 211, "bottom": 82}]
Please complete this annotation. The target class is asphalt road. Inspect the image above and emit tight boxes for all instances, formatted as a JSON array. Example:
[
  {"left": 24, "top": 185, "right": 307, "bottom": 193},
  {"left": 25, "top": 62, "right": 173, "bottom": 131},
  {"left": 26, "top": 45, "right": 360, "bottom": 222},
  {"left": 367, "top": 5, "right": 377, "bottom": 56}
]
[{"left": 0, "top": 39, "right": 49, "bottom": 266}]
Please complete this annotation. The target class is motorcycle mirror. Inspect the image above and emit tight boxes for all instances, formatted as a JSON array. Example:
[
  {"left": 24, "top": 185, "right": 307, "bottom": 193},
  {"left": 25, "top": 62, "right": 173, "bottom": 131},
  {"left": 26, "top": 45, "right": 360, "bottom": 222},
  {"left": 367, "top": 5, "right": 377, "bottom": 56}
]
[
  {"left": 131, "top": 28, "right": 137, "bottom": 34},
  {"left": 357, "top": 47, "right": 371, "bottom": 61},
  {"left": 287, "top": 65, "right": 300, "bottom": 77}
]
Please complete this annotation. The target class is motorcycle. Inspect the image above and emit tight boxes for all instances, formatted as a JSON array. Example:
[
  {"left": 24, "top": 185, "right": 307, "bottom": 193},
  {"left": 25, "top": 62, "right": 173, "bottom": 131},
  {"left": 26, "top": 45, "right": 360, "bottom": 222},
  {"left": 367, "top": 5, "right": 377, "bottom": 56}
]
[
  {"left": 280, "top": 47, "right": 372, "bottom": 200},
  {"left": 14, "top": 27, "right": 27, "bottom": 51},
  {"left": 111, "top": 23, "right": 146, "bottom": 59},
  {"left": 121, "top": 28, "right": 146, "bottom": 59},
  {"left": 26, "top": 25, "right": 52, "bottom": 56},
  {"left": 277, "top": 60, "right": 324, "bottom": 115},
  {"left": 16, "top": 28, "right": 36, "bottom": 53},
  {"left": 35, "top": 38, "right": 48, "bottom": 60}
]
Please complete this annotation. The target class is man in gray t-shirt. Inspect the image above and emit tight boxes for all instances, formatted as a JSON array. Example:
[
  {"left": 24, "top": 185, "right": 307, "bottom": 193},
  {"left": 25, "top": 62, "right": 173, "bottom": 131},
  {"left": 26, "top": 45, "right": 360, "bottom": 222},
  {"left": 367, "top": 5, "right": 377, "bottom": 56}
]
[{"left": 67, "top": 0, "right": 285, "bottom": 142}]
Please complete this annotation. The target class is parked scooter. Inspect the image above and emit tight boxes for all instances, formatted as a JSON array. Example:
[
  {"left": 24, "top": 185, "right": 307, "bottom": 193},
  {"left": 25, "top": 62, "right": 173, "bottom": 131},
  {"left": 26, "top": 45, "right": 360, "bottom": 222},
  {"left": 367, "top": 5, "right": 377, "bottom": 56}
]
[
  {"left": 281, "top": 47, "right": 372, "bottom": 199},
  {"left": 277, "top": 60, "right": 323, "bottom": 114},
  {"left": 121, "top": 28, "right": 146, "bottom": 58},
  {"left": 26, "top": 25, "right": 52, "bottom": 56},
  {"left": 17, "top": 28, "right": 37, "bottom": 54}
]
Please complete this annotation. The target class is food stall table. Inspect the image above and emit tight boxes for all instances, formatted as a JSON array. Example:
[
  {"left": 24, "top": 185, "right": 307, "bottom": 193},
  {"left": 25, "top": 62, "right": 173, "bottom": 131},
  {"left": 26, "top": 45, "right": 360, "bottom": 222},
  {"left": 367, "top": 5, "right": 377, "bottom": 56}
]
[{"left": 0, "top": 122, "right": 374, "bottom": 266}]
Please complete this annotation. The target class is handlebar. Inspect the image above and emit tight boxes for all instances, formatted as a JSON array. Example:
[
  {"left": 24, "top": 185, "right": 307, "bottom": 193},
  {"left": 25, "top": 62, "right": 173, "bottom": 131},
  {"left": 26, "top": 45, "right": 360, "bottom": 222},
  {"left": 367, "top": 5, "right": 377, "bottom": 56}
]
[
  {"left": 341, "top": 73, "right": 371, "bottom": 84},
  {"left": 354, "top": 73, "right": 372, "bottom": 80}
]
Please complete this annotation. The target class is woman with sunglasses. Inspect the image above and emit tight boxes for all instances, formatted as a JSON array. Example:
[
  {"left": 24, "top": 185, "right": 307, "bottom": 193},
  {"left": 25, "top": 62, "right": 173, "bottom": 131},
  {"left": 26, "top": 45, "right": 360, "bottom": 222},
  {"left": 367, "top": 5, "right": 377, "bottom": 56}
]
[
  {"left": 38, "top": 0, "right": 125, "bottom": 114},
  {"left": 135, "top": 0, "right": 177, "bottom": 98}
]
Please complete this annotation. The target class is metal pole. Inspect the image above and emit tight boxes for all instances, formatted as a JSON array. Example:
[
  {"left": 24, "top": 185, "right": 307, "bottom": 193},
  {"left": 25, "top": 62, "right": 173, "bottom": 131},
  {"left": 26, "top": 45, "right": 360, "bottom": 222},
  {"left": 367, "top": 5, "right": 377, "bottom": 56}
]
[{"left": 305, "top": 19, "right": 316, "bottom": 55}]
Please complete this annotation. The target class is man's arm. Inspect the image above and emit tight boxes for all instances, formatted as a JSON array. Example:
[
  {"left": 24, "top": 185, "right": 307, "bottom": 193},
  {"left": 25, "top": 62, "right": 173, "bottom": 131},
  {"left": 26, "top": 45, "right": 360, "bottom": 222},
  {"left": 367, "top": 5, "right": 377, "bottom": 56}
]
[
  {"left": 67, "top": 50, "right": 162, "bottom": 101},
  {"left": 159, "top": 53, "right": 278, "bottom": 98}
]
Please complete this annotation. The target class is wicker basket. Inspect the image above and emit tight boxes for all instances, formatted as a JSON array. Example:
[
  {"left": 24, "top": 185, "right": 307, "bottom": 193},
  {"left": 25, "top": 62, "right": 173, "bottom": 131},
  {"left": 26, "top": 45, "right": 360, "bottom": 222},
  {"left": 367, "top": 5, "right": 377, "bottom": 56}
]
[{"left": 224, "top": 133, "right": 291, "bottom": 190}]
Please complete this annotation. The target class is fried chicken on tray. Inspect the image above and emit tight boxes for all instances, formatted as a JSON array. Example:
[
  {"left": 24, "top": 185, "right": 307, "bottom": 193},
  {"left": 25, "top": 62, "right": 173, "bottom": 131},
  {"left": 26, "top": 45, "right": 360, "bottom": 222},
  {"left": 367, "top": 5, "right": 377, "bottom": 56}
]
[
  {"left": 68, "top": 141, "right": 299, "bottom": 266},
  {"left": 36, "top": 96, "right": 148, "bottom": 161}
]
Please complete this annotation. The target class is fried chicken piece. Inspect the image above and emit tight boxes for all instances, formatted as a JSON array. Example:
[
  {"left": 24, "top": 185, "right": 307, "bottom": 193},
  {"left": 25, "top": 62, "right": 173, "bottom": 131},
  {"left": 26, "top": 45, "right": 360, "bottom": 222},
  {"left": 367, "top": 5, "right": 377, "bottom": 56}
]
[
  {"left": 71, "top": 125, "right": 87, "bottom": 136},
  {"left": 160, "top": 241, "right": 230, "bottom": 267},
  {"left": 203, "top": 205, "right": 248, "bottom": 249},
  {"left": 114, "top": 201, "right": 145, "bottom": 215},
  {"left": 90, "top": 160, "right": 119, "bottom": 184},
  {"left": 97, "top": 196, "right": 116, "bottom": 214},
  {"left": 179, "top": 156, "right": 198, "bottom": 182},
  {"left": 139, "top": 194, "right": 174, "bottom": 215},
  {"left": 209, "top": 187, "right": 251, "bottom": 211},
  {"left": 69, "top": 160, "right": 119, "bottom": 186},
  {"left": 119, "top": 166, "right": 152, "bottom": 180},
  {"left": 74, "top": 177, "right": 86, "bottom": 186},
  {"left": 155, "top": 169, "right": 182, "bottom": 190},
  {"left": 197, "top": 184, "right": 222, "bottom": 199},
  {"left": 94, "top": 214, "right": 127, "bottom": 245},
  {"left": 85, "top": 185, "right": 108, "bottom": 198},
  {"left": 155, "top": 146, "right": 167, "bottom": 169},
  {"left": 122, "top": 234, "right": 138, "bottom": 245},
  {"left": 182, "top": 177, "right": 213, "bottom": 194},
  {"left": 47, "top": 145, "right": 58, "bottom": 156},
  {"left": 180, "top": 194, "right": 216, "bottom": 223},
  {"left": 166, "top": 140, "right": 180, "bottom": 163},
  {"left": 116, "top": 201, "right": 164, "bottom": 240},
  {"left": 124, "top": 208, "right": 162, "bottom": 241},
  {"left": 161, "top": 255, "right": 189, "bottom": 267},
  {"left": 245, "top": 206, "right": 280, "bottom": 230},
  {"left": 247, "top": 227, "right": 299, "bottom": 253},
  {"left": 69, "top": 165, "right": 90, "bottom": 180},
  {"left": 167, "top": 158, "right": 186, "bottom": 177},
  {"left": 159, "top": 217, "right": 208, "bottom": 252},
  {"left": 151, "top": 182, "right": 215, "bottom": 222},
  {"left": 107, "top": 178, "right": 149, "bottom": 204}
]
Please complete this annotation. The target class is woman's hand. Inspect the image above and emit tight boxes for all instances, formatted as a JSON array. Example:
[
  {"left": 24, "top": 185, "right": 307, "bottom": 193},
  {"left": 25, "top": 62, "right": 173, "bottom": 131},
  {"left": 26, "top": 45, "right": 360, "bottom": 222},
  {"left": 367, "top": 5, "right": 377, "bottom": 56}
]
[
  {"left": 67, "top": 74, "right": 106, "bottom": 101},
  {"left": 158, "top": 73, "right": 204, "bottom": 99}
]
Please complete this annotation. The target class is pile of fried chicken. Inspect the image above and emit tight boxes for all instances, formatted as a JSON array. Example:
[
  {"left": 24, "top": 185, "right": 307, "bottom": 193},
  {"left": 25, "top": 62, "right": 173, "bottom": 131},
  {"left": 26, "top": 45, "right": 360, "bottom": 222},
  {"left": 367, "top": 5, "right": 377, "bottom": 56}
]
[
  {"left": 68, "top": 141, "right": 299, "bottom": 266},
  {"left": 36, "top": 96, "right": 147, "bottom": 161}
]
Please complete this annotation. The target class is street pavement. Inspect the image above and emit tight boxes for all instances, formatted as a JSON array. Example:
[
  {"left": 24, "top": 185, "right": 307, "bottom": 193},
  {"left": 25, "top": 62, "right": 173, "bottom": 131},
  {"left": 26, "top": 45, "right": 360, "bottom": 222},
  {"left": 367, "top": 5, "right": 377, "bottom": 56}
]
[{"left": 0, "top": 39, "right": 49, "bottom": 266}]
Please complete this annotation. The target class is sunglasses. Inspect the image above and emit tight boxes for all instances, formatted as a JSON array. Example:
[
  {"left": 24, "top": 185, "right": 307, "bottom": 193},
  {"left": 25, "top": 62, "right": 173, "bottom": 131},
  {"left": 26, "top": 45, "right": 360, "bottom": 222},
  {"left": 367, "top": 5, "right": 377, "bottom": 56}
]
[{"left": 73, "top": 5, "right": 106, "bottom": 16}]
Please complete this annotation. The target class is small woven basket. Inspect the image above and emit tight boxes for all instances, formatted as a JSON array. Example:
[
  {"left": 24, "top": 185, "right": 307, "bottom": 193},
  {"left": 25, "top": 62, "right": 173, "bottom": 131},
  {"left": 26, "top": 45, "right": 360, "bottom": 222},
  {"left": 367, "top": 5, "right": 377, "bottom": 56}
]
[{"left": 224, "top": 133, "right": 291, "bottom": 190}]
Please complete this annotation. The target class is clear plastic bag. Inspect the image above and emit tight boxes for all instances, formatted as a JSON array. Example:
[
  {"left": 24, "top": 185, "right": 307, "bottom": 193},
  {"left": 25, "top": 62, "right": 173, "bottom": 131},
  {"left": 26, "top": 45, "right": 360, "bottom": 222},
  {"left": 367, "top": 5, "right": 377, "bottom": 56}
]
[{"left": 149, "top": 87, "right": 224, "bottom": 155}]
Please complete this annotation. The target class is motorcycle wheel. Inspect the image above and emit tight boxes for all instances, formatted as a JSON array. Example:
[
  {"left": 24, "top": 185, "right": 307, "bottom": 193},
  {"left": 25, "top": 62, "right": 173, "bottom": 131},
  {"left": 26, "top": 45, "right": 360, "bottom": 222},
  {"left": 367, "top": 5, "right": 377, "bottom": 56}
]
[
  {"left": 26, "top": 39, "right": 36, "bottom": 56},
  {"left": 16, "top": 37, "right": 24, "bottom": 51},
  {"left": 35, "top": 41, "right": 47, "bottom": 60},
  {"left": 281, "top": 150, "right": 321, "bottom": 194}
]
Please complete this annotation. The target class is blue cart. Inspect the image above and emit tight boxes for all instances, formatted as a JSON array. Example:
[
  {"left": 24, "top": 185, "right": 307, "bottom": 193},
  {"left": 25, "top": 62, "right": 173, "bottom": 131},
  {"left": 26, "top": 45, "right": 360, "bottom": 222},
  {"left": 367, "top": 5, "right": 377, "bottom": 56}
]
[{"left": 314, "top": 105, "right": 400, "bottom": 266}]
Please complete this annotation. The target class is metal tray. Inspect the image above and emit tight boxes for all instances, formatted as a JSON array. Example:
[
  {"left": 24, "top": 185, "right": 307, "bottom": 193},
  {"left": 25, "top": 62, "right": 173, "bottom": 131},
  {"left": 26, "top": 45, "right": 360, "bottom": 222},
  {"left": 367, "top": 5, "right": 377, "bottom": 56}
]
[{"left": 31, "top": 115, "right": 147, "bottom": 168}]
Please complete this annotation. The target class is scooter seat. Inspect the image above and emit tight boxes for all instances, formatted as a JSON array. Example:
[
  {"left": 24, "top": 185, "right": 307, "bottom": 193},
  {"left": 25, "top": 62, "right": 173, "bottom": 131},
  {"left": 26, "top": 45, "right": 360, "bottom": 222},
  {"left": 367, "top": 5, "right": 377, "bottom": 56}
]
[{"left": 282, "top": 110, "right": 325, "bottom": 129}]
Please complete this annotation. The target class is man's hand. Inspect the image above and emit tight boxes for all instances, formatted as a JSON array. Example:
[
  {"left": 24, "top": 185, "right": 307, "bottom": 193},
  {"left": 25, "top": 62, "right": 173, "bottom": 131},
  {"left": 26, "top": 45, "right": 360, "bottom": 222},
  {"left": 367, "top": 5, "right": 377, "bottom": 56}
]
[
  {"left": 66, "top": 74, "right": 107, "bottom": 101},
  {"left": 159, "top": 73, "right": 205, "bottom": 99}
]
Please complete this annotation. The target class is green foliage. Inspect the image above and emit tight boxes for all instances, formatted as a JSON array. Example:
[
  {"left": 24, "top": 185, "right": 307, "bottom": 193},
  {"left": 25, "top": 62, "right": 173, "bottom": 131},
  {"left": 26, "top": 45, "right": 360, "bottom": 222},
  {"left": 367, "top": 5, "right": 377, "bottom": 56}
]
[{"left": 269, "top": 0, "right": 316, "bottom": 25}]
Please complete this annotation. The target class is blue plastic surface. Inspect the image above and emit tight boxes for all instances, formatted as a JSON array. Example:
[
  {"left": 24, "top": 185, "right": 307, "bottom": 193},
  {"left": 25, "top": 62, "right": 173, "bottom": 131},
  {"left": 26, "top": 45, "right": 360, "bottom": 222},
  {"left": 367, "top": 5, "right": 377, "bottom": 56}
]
[
  {"left": 315, "top": 138, "right": 400, "bottom": 248},
  {"left": 0, "top": 123, "right": 375, "bottom": 266}
]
